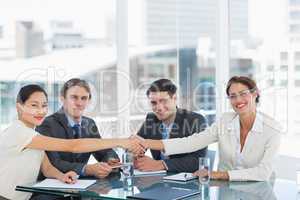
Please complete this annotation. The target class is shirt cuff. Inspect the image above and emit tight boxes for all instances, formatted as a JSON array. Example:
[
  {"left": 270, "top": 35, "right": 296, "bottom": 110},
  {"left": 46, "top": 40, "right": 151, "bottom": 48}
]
[
  {"left": 227, "top": 170, "right": 243, "bottom": 181},
  {"left": 161, "top": 160, "right": 168, "bottom": 170},
  {"left": 80, "top": 165, "right": 86, "bottom": 176}
]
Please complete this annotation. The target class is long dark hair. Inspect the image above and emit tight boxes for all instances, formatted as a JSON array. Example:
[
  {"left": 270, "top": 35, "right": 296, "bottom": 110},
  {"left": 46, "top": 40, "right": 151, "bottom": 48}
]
[{"left": 16, "top": 84, "right": 48, "bottom": 104}]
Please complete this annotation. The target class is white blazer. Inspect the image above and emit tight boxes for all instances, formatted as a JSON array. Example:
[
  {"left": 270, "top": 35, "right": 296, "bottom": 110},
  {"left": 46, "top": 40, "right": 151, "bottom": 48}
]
[{"left": 163, "top": 111, "right": 282, "bottom": 181}]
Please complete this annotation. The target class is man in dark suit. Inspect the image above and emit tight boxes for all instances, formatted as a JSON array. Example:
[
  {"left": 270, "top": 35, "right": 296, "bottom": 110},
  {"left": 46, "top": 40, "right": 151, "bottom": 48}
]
[
  {"left": 135, "top": 79, "right": 207, "bottom": 173},
  {"left": 36, "top": 78, "right": 119, "bottom": 179}
]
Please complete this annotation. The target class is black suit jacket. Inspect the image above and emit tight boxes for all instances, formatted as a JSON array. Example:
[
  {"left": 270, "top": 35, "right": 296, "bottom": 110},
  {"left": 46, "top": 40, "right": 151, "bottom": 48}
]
[
  {"left": 137, "top": 108, "right": 207, "bottom": 173},
  {"left": 36, "top": 108, "right": 118, "bottom": 175}
]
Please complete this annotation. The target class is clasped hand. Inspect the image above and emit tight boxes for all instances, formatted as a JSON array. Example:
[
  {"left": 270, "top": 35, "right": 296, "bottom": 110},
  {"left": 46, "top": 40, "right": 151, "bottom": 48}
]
[{"left": 125, "top": 135, "right": 148, "bottom": 157}]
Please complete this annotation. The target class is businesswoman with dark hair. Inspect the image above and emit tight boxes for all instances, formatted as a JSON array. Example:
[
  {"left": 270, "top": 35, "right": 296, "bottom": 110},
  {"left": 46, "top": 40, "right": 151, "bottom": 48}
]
[
  {"left": 141, "top": 76, "right": 282, "bottom": 182},
  {"left": 0, "top": 84, "right": 143, "bottom": 200}
]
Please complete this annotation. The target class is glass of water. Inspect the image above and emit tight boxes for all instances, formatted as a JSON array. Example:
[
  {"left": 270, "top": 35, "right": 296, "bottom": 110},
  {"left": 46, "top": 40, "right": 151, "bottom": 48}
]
[
  {"left": 198, "top": 157, "right": 210, "bottom": 184},
  {"left": 121, "top": 151, "right": 134, "bottom": 189}
]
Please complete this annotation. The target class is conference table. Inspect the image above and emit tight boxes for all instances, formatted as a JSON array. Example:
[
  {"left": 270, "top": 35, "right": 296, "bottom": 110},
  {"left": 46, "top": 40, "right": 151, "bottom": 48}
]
[{"left": 16, "top": 173, "right": 299, "bottom": 200}]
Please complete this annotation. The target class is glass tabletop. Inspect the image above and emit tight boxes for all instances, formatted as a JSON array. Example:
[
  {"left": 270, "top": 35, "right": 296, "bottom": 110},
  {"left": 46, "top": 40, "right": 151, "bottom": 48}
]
[{"left": 16, "top": 173, "right": 299, "bottom": 200}]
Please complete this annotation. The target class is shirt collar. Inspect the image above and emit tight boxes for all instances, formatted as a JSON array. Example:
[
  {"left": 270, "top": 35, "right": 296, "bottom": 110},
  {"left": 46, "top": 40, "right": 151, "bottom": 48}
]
[
  {"left": 65, "top": 113, "right": 82, "bottom": 127},
  {"left": 251, "top": 112, "right": 263, "bottom": 133},
  {"left": 230, "top": 111, "right": 263, "bottom": 134},
  {"left": 161, "top": 122, "right": 174, "bottom": 130}
]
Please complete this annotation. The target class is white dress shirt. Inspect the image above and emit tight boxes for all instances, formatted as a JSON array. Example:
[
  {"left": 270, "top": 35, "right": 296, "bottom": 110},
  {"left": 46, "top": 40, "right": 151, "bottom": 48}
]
[
  {"left": 163, "top": 111, "right": 282, "bottom": 181},
  {"left": 0, "top": 120, "right": 44, "bottom": 200}
]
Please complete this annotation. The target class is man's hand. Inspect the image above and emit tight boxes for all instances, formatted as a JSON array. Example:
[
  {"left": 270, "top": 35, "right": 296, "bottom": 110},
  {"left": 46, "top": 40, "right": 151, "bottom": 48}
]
[
  {"left": 85, "top": 162, "right": 113, "bottom": 178},
  {"left": 121, "top": 138, "right": 146, "bottom": 156},
  {"left": 58, "top": 171, "right": 78, "bottom": 184},
  {"left": 129, "top": 135, "right": 148, "bottom": 157},
  {"left": 107, "top": 158, "right": 121, "bottom": 167},
  {"left": 134, "top": 156, "right": 166, "bottom": 171},
  {"left": 130, "top": 135, "right": 149, "bottom": 149}
]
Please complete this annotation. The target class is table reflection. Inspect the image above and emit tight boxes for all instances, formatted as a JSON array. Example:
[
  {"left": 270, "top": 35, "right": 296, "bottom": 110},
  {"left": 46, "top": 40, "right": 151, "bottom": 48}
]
[
  {"left": 217, "top": 181, "right": 276, "bottom": 200},
  {"left": 16, "top": 173, "right": 298, "bottom": 200}
]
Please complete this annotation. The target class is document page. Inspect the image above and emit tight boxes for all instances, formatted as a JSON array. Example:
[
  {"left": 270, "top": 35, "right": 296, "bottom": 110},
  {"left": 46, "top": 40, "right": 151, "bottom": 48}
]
[{"left": 33, "top": 179, "right": 96, "bottom": 189}]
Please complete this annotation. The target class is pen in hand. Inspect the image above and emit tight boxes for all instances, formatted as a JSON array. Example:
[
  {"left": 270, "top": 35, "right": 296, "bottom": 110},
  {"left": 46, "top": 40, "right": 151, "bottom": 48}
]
[{"left": 61, "top": 171, "right": 78, "bottom": 184}]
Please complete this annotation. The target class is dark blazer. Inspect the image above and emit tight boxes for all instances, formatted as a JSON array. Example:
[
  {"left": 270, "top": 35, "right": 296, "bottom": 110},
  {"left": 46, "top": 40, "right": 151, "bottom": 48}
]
[
  {"left": 137, "top": 108, "right": 207, "bottom": 173},
  {"left": 36, "top": 108, "right": 118, "bottom": 175}
]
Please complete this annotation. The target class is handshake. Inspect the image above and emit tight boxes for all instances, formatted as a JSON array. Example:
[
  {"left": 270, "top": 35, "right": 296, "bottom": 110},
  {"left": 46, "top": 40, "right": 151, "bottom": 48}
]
[{"left": 121, "top": 135, "right": 149, "bottom": 157}]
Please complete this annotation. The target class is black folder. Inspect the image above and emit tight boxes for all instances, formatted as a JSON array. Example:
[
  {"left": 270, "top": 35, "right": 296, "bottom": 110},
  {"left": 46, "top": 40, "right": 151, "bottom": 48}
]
[{"left": 127, "top": 186, "right": 200, "bottom": 200}]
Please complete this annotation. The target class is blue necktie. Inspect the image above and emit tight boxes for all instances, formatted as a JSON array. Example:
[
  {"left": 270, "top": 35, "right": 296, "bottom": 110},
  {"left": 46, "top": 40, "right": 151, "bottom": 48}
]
[
  {"left": 160, "top": 124, "right": 169, "bottom": 160},
  {"left": 72, "top": 124, "right": 81, "bottom": 139}
]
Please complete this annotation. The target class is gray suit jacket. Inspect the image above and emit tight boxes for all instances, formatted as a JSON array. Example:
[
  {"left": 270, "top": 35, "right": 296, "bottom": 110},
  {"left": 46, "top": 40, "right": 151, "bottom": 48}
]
[
  {"left": 36, "top": 108, "right": 118, "bottom": 175},
  {"left": 137, "top": 108, "right": 207, "bottom": 173}
]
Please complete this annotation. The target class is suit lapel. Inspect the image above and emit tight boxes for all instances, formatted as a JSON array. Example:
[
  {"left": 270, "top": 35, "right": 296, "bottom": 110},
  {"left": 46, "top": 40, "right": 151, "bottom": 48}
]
[
  {"left": 54, "top": 108, "right": 74, "bottom": 139},
  {"left": 240, "top": 113, "right": 264, "bottom": 157},
  {"left": 226, "top": 114, "right": 239, "bottom": 164},
  {"left": 169, "top": 109, "right": 181, "bottom": 139},
  {"left": 80, "top": 118, "right": 89, "bottom": 138}
]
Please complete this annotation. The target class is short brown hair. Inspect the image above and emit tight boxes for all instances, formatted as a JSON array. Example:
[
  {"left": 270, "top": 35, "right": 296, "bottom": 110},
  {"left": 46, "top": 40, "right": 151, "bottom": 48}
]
[
  {"left": 146, "top": 79, "right": 177, "bottom": 97},
  {"left": 226, "top": 76, "right": 259, "bottom": 103},
  {"left": 60, "top": 78, "right": 91, "bottom": 99}
]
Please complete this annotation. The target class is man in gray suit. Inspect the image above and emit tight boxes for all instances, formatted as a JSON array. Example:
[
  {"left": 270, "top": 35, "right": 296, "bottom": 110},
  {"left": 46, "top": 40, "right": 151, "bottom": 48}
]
[
  {"left": 135, "top": 79, "right": 207, "bottom": 173},
  {"left": 36, "top": 78, "right": 119, "bottom": 179}
]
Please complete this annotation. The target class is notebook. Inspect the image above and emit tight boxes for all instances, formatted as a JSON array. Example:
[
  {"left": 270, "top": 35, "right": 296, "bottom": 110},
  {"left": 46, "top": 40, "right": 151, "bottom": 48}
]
[
  {"left": 127, "top": 186, "right": 200, "bottom": 200},
  {"left": 163, "top": 173, "right": 197, "bottom": 182},
  {"left": 134, "top": 169, "right": 166, "bottom": 177}
]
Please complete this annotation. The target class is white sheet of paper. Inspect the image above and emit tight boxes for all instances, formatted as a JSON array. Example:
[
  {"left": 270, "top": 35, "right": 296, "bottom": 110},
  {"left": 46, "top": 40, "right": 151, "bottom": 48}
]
[
  {"left": 33, "top": 179, "right": 96, "bottom": 189},
  {"left": 134, "top": 169, "right": 166, "bottom": 176},
  {"left": 163, "top": 172, "right": 197, "bottom": 181}
]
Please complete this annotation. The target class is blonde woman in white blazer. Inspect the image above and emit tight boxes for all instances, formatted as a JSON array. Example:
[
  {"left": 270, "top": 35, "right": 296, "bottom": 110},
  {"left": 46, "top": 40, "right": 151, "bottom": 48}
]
[{"left": 142, "top": 76, "right": 282, "bottom": 181}]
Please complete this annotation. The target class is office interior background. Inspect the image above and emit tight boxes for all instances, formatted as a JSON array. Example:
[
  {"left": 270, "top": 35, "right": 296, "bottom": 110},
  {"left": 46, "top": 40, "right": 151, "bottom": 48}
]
[{"left": 0, "top": 0, "right": 299, "bottom": 180}]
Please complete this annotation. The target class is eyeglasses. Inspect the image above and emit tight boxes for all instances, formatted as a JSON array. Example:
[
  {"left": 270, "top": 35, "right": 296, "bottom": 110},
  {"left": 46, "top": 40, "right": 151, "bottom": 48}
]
[{"left": 227, "top": 88, "right": 256, "bottom": 101}]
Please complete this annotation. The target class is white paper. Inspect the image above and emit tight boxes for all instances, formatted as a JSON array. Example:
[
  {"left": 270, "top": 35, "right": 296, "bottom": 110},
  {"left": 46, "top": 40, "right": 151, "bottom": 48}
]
[
  {"left": 134, "top": 169, "right": 166, "bottom": 176},
  {"left": 33, "top": 178, "right": 96, "bottom": 189},
  {"left": 163, "top": 172, "right": 197, "bottom": 181}
]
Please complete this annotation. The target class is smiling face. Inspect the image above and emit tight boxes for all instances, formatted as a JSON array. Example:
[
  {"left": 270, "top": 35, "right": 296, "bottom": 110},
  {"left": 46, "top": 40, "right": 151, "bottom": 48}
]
[
  {"left": 148, "top": 91, "right": 177, "bottom": 122},
  {"left": 61, "top": 86, "right": 90, "bottom": 122},
  {"left": 17, "top": 91, "right": 48, "bottom": 128},
  {"left": 228, "top": 83, "right": 257, "bottom": 116}
]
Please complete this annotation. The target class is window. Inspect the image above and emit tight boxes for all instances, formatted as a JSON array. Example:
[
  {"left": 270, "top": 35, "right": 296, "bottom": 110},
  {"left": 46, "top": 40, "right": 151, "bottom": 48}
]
[
  {"left": 0, "top": 26, "right": 3, "bottom": 38},
  {"left": 290, "top": 11, "right": 300, "bottom": 20},
  {"left": 295, "top": 52, "right": 300, "bottom": 60},
  {"left": 267, "top": 65, "right": 275, "bottom": 71},
  {"left": 295, "top": 65, "right": 300, "bottom": 71},
  {"left": 229, "top": 0, "right": 300, "bottom": 158},
  {"left": 295, "top": 80, "right": 300, "bottom": 87},
  {"left": 128, "top": 0, "right": 217, "bottom": 118},
  {"left": 280, "top": 52, "right": 288, "bottom": 61},
  {"left": 280, "top": 65, "right": 288, "bottom": 71},
  {"left": 290, "top": 0, "right": 300, "bottom": 6},
  {"left": 0, "top": 0, "right": 116, "bottom": 126}
]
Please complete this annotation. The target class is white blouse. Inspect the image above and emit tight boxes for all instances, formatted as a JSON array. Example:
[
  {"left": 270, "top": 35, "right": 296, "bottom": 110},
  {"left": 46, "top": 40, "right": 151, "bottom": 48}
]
[
  {"left": 0, "top": 120, "right": 44, "bottom": 200},
  {"left": 163, "top": 112, "right": 282, "bottom": 181}
]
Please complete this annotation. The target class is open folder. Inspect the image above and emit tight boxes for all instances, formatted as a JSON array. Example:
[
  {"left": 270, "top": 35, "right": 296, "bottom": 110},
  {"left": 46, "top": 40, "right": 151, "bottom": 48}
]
[
  {"left": 33, "top": 178, "right": 96, "bottom": 189},
  {"left": 127, "top": 186, "right": 200, "bottom": 200}
]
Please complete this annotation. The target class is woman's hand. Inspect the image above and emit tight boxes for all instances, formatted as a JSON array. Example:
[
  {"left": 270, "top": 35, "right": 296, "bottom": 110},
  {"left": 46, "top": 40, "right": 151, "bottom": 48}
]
[
  {"left": 58, "top": 171, "right": 78, "bottom": 184},
  {"left": 193, "top": 169, "right": 209, "bottom": 179},
  {"left": 193, "top": 170, "right": 229, "bottom": 180},
  {"left": 210, "top": 171, "right": 229, "bottom": 180}
]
